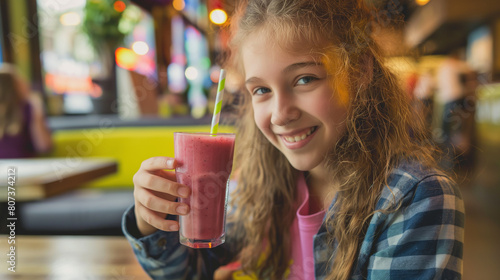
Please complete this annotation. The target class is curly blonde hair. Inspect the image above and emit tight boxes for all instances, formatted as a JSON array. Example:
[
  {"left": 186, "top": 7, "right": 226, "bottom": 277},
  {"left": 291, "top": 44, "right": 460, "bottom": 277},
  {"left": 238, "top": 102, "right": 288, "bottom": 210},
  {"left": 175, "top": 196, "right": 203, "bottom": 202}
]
[{"left": 225, "top": 0, "right": 437, "bottom": 279}]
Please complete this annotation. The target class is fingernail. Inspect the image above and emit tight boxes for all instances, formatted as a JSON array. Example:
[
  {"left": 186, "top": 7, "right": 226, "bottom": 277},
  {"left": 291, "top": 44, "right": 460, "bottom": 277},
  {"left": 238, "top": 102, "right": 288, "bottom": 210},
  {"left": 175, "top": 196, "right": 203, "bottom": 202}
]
[
  {"left": 176, "top": 205, "right": 188, "bottom": 215},
  {"left": 169, "top": 224, "right": 179, "bottom": 231},
  {"left": 178, "top": 187, "right": 189, "bottom": 197},
  {"left": 166, "top": 159, "right": 174, "bottom": 168}
]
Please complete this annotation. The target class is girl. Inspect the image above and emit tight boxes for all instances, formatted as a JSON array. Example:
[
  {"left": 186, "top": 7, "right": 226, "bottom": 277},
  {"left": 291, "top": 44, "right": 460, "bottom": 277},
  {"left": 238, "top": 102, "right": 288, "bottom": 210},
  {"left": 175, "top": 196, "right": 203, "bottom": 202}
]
[
  {"left": 0, "top": 64, "right": 52, "bottom": 158},
  {"left": 123, "top": 0, "right": 464, "bottom": 279}
]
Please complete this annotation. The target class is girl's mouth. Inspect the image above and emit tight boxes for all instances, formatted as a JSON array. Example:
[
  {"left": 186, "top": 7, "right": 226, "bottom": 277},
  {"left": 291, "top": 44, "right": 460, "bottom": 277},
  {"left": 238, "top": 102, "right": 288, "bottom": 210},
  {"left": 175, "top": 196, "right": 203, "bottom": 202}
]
[{"left": 280, "top": 126, "right": 318, "bottom": 149}]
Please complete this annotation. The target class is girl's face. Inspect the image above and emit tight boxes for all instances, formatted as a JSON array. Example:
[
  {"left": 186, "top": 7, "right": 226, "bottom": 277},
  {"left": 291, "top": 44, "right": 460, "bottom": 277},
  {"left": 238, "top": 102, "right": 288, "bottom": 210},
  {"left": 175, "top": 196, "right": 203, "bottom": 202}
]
[{"left": 241, "top": 30, "right": 348, "bottom": 172}]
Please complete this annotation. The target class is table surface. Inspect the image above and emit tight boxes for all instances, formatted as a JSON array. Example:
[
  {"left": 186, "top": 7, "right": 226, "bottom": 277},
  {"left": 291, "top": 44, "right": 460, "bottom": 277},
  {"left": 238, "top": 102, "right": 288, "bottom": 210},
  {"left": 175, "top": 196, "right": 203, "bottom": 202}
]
[
  {"left": 0, "top": 158, "right": 118, "bottom": 201},
  {"left": 0, "top": 235, "right": 149, "bottom": 279}
]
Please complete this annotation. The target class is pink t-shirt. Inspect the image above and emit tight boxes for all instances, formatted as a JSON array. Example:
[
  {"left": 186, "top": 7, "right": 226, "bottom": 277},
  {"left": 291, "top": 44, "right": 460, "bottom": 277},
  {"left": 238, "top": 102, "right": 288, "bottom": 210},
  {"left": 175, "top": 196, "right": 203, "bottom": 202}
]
[{"left": 288, "top": 173, "right": 326, "bottom": 280}]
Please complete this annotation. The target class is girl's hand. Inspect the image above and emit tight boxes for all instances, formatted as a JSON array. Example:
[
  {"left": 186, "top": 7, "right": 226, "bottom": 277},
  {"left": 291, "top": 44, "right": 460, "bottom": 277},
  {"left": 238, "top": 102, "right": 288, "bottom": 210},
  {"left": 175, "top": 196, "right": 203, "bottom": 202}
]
[{"left": 132, "top": 157, "right": 191, "bottom": 236}]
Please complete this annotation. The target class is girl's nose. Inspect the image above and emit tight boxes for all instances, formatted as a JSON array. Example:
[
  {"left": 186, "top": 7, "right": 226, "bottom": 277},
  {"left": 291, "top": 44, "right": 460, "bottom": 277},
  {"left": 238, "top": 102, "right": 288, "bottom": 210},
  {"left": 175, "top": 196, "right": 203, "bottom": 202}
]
[{"left": 270, "top": 93, "right": 301, "bottom": 126}]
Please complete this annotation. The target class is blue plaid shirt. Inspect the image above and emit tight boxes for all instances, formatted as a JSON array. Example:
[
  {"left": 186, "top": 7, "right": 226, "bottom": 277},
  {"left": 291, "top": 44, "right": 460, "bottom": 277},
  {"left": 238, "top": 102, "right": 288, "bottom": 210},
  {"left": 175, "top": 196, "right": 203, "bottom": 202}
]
[{"left": 122, "top": 160, "right": 464, "bottom": 279}]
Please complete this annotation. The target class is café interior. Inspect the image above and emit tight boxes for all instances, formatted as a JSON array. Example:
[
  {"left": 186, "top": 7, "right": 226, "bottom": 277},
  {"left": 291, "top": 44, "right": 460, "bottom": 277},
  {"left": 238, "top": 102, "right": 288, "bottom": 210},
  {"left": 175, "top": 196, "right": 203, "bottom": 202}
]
[{"left": 0, "top": 0, "right": 499, "bottom": 279}]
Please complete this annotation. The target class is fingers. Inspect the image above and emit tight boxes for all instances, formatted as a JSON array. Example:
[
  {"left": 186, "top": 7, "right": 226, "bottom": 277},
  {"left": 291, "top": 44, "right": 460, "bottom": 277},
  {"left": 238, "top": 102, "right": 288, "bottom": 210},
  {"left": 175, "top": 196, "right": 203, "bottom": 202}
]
[
  {"left": 140, "top": 156, "right": 176, "bottom": 171},
  {"left": 133, "top": 171, "right": 190, "bottom": 199},
  {"left": 135, "top": 187, "right": 190, "bottom": 216},
  {"left": 134, "top": 156, "right": 192, "bottom": 234},
  {"left": 152, "top": 169, "right": 177, "bottom": 182},
  {"left": 135, "top": 203, "right": 181, "bottom": 232}
]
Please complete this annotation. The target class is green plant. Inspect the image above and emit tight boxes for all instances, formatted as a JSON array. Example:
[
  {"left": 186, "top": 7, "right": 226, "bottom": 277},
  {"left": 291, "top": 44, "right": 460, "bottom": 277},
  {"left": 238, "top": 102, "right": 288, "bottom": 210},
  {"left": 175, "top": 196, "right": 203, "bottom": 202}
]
[
  {"left": 82, "top": 0, "right": 138, "bottom": 52},
  {"left": 82, "top": 0, "right": 140, "bottom": 81}
]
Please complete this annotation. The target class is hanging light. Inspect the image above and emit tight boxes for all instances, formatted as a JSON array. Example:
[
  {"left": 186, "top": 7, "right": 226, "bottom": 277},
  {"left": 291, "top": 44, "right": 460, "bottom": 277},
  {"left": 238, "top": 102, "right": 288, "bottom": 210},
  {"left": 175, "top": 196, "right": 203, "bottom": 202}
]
[
  {"left": 209, "top": 9, "right": 227, "bottom": 25},
  {"left": 415, "top": 0, "right": 430, "bottom": 6}
]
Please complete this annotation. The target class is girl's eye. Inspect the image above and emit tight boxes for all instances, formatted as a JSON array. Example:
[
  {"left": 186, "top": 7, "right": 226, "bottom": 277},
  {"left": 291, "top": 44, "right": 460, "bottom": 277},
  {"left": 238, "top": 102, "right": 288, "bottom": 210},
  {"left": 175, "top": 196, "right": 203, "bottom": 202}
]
[
  {"left": 296, "top": 76, "right": 317, "bottom": 85},
  {"left": 253, "top": 87, "right": 271, "bottom": 95}
]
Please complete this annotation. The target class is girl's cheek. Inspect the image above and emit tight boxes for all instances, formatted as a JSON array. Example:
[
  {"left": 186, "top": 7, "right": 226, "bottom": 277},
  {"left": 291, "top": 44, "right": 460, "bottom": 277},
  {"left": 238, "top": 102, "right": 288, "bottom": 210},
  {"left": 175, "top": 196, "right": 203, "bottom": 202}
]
[
  {"left": 253, "top": 114, "right": 265, "bottom": 132},
  {"left": 253, "top": 106, "right": 271, "bottom": 134}
]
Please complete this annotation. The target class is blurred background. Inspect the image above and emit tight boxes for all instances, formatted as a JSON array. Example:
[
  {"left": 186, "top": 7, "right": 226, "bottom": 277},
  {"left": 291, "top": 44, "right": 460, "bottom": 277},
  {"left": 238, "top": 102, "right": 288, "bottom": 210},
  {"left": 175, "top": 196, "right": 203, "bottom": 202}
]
[{"left": 0, "top": 0, "right": 499, "bottom": 279}]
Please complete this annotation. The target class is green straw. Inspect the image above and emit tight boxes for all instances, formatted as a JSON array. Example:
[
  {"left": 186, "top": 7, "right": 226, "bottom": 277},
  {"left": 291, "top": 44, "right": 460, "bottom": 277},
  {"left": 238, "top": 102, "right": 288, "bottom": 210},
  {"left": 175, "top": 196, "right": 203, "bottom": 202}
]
[{"left": 210, "top": 69, "right": 226, "bottom": 134}]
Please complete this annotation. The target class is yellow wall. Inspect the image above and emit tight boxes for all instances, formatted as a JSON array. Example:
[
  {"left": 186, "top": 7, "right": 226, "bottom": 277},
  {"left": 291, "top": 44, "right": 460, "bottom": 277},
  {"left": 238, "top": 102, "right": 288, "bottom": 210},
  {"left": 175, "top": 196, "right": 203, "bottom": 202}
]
[{"left": 49, "top": 125, "right": 234, "bottom": 188}]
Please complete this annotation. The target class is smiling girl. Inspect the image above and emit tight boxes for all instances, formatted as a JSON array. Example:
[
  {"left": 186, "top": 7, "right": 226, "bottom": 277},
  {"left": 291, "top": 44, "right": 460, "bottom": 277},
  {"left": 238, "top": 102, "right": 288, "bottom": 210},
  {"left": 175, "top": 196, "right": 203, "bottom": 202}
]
[{"left": 123, "top": 0, "right": 464, "bottom": 279}]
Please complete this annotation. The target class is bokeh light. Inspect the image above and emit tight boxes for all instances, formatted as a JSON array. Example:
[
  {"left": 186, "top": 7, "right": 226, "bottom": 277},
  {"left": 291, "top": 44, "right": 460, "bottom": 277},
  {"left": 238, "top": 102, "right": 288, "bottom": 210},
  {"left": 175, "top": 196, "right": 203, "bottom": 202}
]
[
  {"left": 60, "top": 12, "right": 81, "bottom": 26},
  {"left": 209, "top": 9, "right": 227, "bottom": 25},
  {"left": 131, "top": 41, "right": 149, "bottom": 55},
  {"left": 173, "top": 0, "right": 185, "bottom": 11},
  {"left": 185, "top": 66, "right": 199, "bottom": 80},
  {"left": 114, "top": 1, "right": 126, "bottom": 12},
  {"left": 415, "top": 0, "right": 430, "bottom": 6},
  {"left": 115, "top": 47, "right": 138, "bottom": 70}
]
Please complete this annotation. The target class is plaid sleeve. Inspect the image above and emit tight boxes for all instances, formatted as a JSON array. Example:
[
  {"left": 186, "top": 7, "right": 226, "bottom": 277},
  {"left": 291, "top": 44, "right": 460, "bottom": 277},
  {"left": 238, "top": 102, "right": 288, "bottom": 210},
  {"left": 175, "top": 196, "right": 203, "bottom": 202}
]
[
  {"left": 122, "top": 204, "right": 235, "bottom": 279},
  {"left": 367, "top": 175, "right": 465, "bottom": 279}
]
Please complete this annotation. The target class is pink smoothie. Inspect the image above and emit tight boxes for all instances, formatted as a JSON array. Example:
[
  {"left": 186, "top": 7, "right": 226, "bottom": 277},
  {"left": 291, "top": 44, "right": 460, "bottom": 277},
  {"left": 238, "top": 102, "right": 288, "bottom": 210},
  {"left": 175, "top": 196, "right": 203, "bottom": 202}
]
[{"left": 174, "top": 132, "right": 235, "bottom": 248}]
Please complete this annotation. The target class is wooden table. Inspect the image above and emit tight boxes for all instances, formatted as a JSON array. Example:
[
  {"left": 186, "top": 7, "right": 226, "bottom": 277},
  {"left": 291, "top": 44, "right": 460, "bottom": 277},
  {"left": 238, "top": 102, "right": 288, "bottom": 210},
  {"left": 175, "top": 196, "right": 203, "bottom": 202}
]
[
  {"left": 0, "top": 235, "right": 149, "bottom": 279},
  {"left": 0, "top": 158, "right": 118, "bottom": 201}
]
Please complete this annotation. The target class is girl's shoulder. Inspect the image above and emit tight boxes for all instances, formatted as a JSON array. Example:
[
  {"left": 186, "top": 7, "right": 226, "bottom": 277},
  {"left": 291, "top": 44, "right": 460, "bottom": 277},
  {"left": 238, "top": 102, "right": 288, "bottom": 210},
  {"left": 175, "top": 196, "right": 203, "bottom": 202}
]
[{"left": 376, "top": 160, "right": 460, "bottom": 211}]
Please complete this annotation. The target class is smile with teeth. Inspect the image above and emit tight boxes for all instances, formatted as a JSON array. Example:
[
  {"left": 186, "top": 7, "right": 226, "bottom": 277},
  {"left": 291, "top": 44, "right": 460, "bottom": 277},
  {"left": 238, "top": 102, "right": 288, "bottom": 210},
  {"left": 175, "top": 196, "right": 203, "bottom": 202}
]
[{"left": 282, "top": 127, "right": 317, "bottom": 143}]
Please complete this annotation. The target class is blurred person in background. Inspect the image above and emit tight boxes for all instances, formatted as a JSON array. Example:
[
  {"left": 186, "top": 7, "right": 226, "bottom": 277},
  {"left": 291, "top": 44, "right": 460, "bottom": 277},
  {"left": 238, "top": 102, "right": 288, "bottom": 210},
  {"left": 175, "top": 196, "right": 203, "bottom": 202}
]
[
  {"left": 0, "top": 63, "right": 53, "bottom": 158},
  {"left": 436, "top": 51, "right": 478, "bottom": 173},
  {"left": 413, "top": 69, "right": 436, "bottom": 139}
]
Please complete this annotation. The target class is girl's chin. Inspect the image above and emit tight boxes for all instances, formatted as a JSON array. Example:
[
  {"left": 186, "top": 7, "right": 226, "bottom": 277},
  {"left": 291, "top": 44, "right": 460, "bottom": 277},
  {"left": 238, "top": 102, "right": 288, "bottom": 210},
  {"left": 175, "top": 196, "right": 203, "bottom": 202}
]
[
  {"left": 268, "top": 138, "right": 321, "bottom": 171},
  {"left": 285, "top": 157, "right": 317, "bottom": 171}
]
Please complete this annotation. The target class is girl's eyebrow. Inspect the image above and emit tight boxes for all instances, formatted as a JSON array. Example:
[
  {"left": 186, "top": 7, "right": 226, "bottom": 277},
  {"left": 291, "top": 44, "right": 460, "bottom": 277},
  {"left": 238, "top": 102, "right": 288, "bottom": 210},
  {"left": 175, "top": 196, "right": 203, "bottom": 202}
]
[
  {"left": 245, "top": 77, "right": 262, "bottom": 86},
  {"left": 282, "top": 61, "right": 322, "bottom": 74},
  {"left": 245, "top": 61, "right": 322, "bottom": 85}
]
